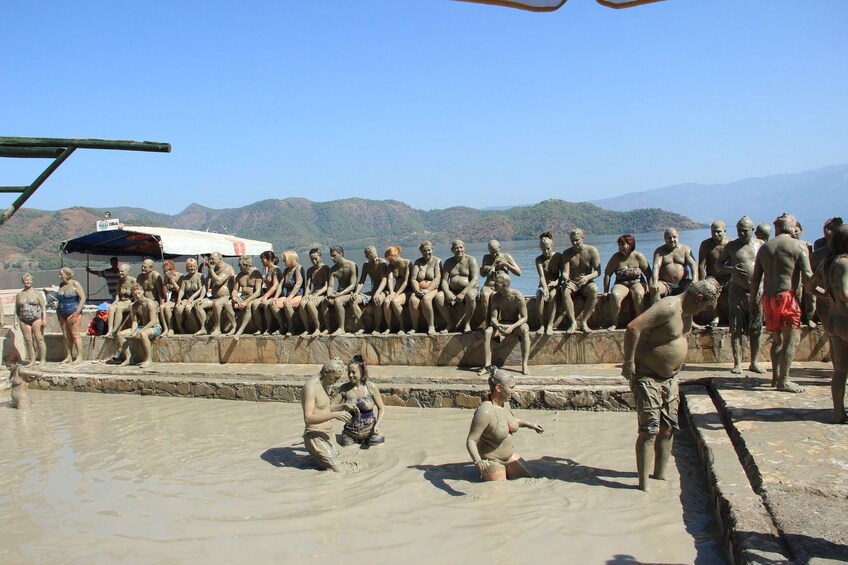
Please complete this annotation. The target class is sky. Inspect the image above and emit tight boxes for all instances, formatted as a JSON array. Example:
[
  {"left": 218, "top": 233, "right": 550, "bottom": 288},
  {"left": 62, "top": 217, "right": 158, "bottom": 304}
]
[{"left": 1, "top": 0, "right": 846, "bottom": 215}]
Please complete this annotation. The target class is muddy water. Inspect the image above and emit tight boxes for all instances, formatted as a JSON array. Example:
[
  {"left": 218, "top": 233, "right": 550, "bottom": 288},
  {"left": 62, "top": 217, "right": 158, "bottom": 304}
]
[{"left": 0, "top": 391, "right": 725, "bottom": 564}]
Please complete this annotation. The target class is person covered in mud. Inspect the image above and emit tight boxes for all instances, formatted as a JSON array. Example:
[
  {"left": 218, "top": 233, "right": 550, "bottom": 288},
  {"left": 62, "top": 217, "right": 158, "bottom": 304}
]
[
  {"left": 535, "top": 231, "right": 564, "bottom": 336},
  {"left": 478, "top": 272, "right": 530, "bottom": 376},
  {"left": 751, "top": 213, "right": 813, "bottom": 393},
  {"left": 809, "top": 224, "right": 848, "bottom": 424},
  {"left": 332, "top": 355, "right": 386, "bottom": 446},
  {"left": 160, "top": 260, "right": 182, "bottom": 336},
  {"left": 755, "top": 223, "right": 771, "bottom": 243},
  {"left": 324, "top": 246, "right": 359, "bottom": 336},
  {"left": 649, "top": 228, "right": 698, "bottom": 305},
  {"left": 56, "top": 267, "right": 86, "bottom": 364},
  {"left": 301, "top": 358, "right": 359, "bottom": 472},
  {"left": 697, "top": 220, "right": 731, "bottom": 326},
  {"left": 193, "top": 252, "right": 235, "bottom": 336},
  {"left": 114, "top": 283, "right": 161, "bottom": 368},
  {"left": 715, "top": 216, "right": 764, "bottom": 375},
  {"left": 5, "top": 351, "right": 31, "bottom": 409},
  {"left": 409, "top": 240, "right": 442, "bottom": 335},
  {"left": 231, "top": 255, "right": 262, "bottom": 339},
  {"left": 352, "top": 245, "right": 388, "bottom": 334},
  {"left": 466, "top": 368, "right": 544, "bottom": 481},
  {"left": 622, "top": 280, "right": 719, "bottom": 491},
  {"left": 300, "top": 248, "right": 330, "bottom": 337},
  {"left": 561, "top": 227, "right": 602, "bottom": 333},
  {"left": 175, "top": 258, "right": 204, "bottom": 334},
  {"left": 16, "top": 273, "right": 47, "bottom": 365},
  {"left": 271, "top": 250, "right": 306, "bottom": 336},
  {"left": 436, "top": 239, "right": 480, "bottom": 333},
  {"left": 250, "top": 250, "right": 282, "bottom": 334},
  {"left": 603, "top": 234, "right": 651, "bottom": 330},
  {"left": 479, "top": 239, "right": 521, "bottom": 321},
  {"left": 382, "top": 246, "right": 411, "bottom": 335},
  {"left": 107, "top": 263, "right": 136, "bottom": 337}
]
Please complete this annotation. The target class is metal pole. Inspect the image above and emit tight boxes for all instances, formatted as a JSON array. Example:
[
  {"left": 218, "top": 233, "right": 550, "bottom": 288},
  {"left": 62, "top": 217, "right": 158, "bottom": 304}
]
[{"left": 0, "top": 147, "right": 75, "bottom": 226}]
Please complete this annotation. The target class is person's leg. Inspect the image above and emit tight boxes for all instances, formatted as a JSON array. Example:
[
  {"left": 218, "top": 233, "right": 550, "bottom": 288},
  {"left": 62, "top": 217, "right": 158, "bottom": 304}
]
[
  {"left": 577, "top": 283, "right": 598, "bottom": 333},
  {"left": 608, "top": 285, "right": 627, "bottom": 330},
  {"left": 504, "top": 454, "right": 534, "bottom": 479},
  {"left": 631, "top": 283, "right": 647, "bottom": 316},
  {"left": 731, "top": 332, "right": 744, "bottom": 374},
  {"left": 435, "top": 292, "right": 454, "bottom": 333},
  {"left": 769, "top": 330, "right": 782, "bottom": 387},
  {"left": 423, "top": 292, "right": 438, "bottom": 335},
  {"left": 829, "top": 332, "right": 848, "bottom": 424},
  {"left": 479, "top": 327, "right": 494, "bottom": 374},
  {"left": 32, "top": 319, "right": 46, "bottom": 365},
  {"left": 284, "top": 296, "right": 301, "bottom": 336},
  {"left": 543, "top": 288, "right": 558, "bottom": 335},
  {"left": 519, "top": 324, "right": 530, "bottom": 375},
  {"left": 393, "top": 294, "right": 407, "bottom": 334},
  {"left": 20, "top": 322, "right": 35, "bottom": 364},
  {"left": 563, "top": 286, "right": 577, "bottom": 333},
  {"left": 479, "top": 460, "right": 507, "bottom": 481},
  {"left": 460, "top": 291, "right": 477, "bottom": 333},
  {"left": 193, "top": 300, "right": 210, "bottom": 335},
  {"left": 776, "top": 326, "right": 803, "bottom": 393},
  {"left": 653, "top": 422, "right": 674, "bottom": 480},
  {"left": 68, "top": 314, "right": 83, "bottom": 363}
]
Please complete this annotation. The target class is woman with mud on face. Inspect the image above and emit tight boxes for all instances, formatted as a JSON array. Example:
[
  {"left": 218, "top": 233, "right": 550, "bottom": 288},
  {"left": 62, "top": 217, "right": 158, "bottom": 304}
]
[
  {"left": 15, "top": 273, "right": 47, "bottom": 365},
  {"left": 252, "top": 250, "right": 282, "bottom": 334},
  {"left": 466, "top": 368, "right": 544, "bottom": 481},
  {"left": 271, "top": 250, "right": 305, "bottom": 336},
  {"left": 382, "top": 246, "right": 411, "bottom": 335},
  {"left": 160, "top": 260, "right": 182, "bottom": 336},
  {"left": 603, "top": 234, "right": 652, "bottom": 330},
  {"left": 332, "top": 355, "right": 385, "bottom": 446},
  {"left": 56, "top": 267, "right": 86, "bottom": 364}
]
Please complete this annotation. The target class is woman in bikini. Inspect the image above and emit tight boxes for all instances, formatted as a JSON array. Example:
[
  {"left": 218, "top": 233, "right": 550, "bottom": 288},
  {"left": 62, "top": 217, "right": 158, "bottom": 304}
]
[
  {"left": 332, "top": 355, "right": 385, "bottom": 446},
  {"left": 252, "top": 250, "right": 282, "bottom": 334},
  {"left": 603, "top": 234, "right": 652, "bottom": 330},
  {"left": 466, "top": 368, "right": 544, "bottom": 481},
  {"left": 15, "top": 273, "right": 47, "bottom": 365},
  {"left": 409, "top": 240, "right": 442, "bottom": 335},
  {"left": 56, "top": 267, "right": 86, "bottom": 364},
  {"left": 271, "top": 250, "right": 305, "bottom": 336}
]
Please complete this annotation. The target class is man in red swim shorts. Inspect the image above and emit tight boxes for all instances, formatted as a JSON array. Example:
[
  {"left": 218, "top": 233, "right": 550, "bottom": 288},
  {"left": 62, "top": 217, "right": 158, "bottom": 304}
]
[{"left": 751, "top": 214, "right": 813, "bottom": 393}]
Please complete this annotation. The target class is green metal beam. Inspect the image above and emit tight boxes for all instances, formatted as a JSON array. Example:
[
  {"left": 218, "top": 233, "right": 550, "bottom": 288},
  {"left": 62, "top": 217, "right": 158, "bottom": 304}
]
[
  {"left": 0, "top": 147, "right": 65, "bottom": 158},
  {"left": 0, "top": 187, "right": 28, "bottom": 193},
  {"left": 1, "top": 147, "right": 76, "bottom": 226},
  {"left": 0, "top": 137, "right": 170, "bottom": 153}
]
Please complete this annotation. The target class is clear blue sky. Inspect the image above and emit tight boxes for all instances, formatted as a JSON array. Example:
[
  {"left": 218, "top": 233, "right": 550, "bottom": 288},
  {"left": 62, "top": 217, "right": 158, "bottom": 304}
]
[{"left": 2, "top": 0, "right": 846, "bottom": 214}]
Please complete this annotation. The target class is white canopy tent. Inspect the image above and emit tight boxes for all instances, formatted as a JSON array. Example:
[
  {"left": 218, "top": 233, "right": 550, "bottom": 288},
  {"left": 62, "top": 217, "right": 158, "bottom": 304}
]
[{"left": 60, "top": 225, "right": 272, "bottom": 261}]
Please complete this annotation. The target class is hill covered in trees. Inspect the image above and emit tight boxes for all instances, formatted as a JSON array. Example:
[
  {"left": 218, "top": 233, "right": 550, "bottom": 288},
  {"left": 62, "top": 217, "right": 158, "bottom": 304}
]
[{"left": 1, "top": 198, "right": 703, "bottom": 270}]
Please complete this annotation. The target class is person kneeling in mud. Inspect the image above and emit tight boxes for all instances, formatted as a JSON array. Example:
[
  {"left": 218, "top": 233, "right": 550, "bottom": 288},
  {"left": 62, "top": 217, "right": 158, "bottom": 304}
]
[
  {"left": 332, "top": 355, "right": 385, "bottom": 447},
  {"left": 301, "top": 358, "right": 360, "bottom": 471},
  {"left": 466, "top": 368, "right": 544, "bottom": 481}
]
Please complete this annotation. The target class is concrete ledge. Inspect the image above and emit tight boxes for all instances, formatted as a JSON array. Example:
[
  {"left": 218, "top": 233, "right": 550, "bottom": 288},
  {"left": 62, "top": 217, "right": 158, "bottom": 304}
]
[
  {"left": 19, "top": 325, "right": 830, "bottom": 367},
  {"left": 682, "top": 387, "right": 790, "bottom": 564}
]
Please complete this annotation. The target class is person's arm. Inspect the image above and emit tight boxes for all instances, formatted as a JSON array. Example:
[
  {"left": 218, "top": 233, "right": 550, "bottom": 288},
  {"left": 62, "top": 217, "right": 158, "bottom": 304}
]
[
  {"left": 581, "top": 248, "right": 601, "bottom": 286},
  {"left": 155, "top": 274, "right": 166, "bottom": 307},
  {"left": 303, "top": 385, "right": 352, "bottom": 426},
  {"left": 369, "top": 381, "right": 386, "bottom": 435},
  {"left": 638, "top": 252, "right": 652, "bottom": 281},
  {"left": 479, "top": 256, "right": 493, "bottom": 277},
  {"left": 686, "top": 248, "right": 699, "bottom": 282},
  {"left": 37, "top": 289, "right": 47, "bottom": 326},
  {"left": 354, "top": 263, "right": 368, "bottom": 296},
  {"left": 502, "top": 253, "right": 521, "bottom": 277},
  {"left": 143, "top": 300, "right": 158, "bottom": 330},
  {"left": 715, "top": 246, "right": 733, "bottom": 276},
  {"left": 73, "top": 281, "right": 86, "bottom": 317},
  {"left": 428, "top": 261, "right": 442, "bottom": 296},
  {"left": 385, "top": 269, "right": 397, "bottom": 301},
  {"left": 697, "top": 242, "right": 709, "bottom": 281},
  {"left": 603, "top": 255, "right": 616, "bottom": 294},
  {"left": 536, "top": 258, "right": 549, "bottom": 300},
  {"left": 336, "top": 263, "right": 359, "bottom": 297},
  {"left": 458, "top": 258, "right": 480, "bottom": 297},
  {"left": 466, "top": 405, "right": 494, "bottom": 474},
  {"left": 312, "top": 266, "right": 330, "bottom": 298},
  {"left": 392, "top": 262, "right": 410, "bottom": 295},
  {"left": 650, "top": 250, "right": 662, "bottom": 288},
  {"left": 750, "top": 249, "right": 764, "bottom": 306},
  {"left": 504, "top": 296, "right": 529, "bottom": 334},
  {"left": 440, "top": 260, "right": 453, "bottom": 299}
]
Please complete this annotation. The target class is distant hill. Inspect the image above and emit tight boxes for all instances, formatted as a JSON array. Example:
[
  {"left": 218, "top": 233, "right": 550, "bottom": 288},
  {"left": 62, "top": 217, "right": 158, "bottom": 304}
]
[
  {"left": 0, "top": 199, "right": 701, "bottom": 270},
  {"left": 590, "top": 164, "right": 847, "bottom": 227}
]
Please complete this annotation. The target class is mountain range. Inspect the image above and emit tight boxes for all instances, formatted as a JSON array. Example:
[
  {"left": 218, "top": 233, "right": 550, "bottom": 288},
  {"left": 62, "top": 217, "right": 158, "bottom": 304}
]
[
  {"left": 590, "top": 164, "right": 846, "bottom": 228},
  {"left": 1, "top": 199, "right": 701, "bottom": 270}
]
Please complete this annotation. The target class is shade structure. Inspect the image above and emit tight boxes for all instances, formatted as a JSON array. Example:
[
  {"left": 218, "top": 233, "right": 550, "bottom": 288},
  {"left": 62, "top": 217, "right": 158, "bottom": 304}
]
[
  {"left": 60, "top": 225, "right": 272, "bottom": 261},
  {"left": 455, "top": 0, "right": 663, "bottom": 12}
]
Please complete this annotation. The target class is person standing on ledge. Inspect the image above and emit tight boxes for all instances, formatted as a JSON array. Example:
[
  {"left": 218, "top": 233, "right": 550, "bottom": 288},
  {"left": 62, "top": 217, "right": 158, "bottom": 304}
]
[
  {"left": 715, "top": 216, "right": 764, "bottom": 375},
  {"left": 622, "top": 280, "right": 719, "bottom": 491},
  {"left": 697, "top": 220, "right": 731, "bottom": 326},
  {"left": 301, "top": 358, "right": 357, "bottom": 472},
  {"left": 751, "top": 213, "right": 813, "bottom": 393}
]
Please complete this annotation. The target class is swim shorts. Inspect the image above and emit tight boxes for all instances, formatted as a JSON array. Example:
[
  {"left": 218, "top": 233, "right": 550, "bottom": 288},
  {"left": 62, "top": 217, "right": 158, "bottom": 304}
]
[
  {"left": 635, "top": 374, "right": 680, "bottom": 436},
  {"left": 763, "top": 291, "right": 801, "bottom": 333},
  {"left": 727, "top": 283, "right": 762, "bottom": 336},
  {"left": 303, "top": 429, "right": 339, "bottom": 470}
]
